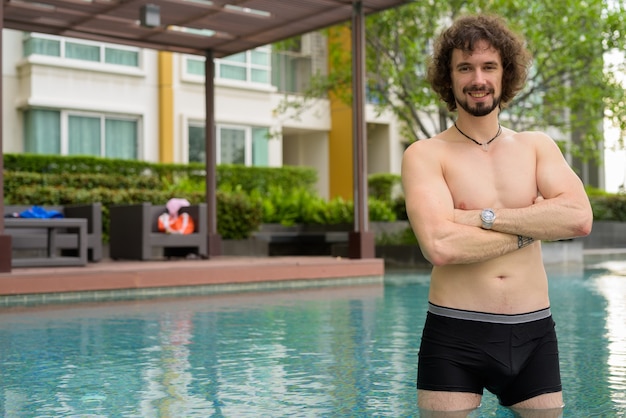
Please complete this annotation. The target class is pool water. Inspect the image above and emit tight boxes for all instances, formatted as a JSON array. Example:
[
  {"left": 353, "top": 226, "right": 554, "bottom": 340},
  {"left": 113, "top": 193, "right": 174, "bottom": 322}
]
[{"left": 0, "top": 260, "right": 625, "bottom": 417}]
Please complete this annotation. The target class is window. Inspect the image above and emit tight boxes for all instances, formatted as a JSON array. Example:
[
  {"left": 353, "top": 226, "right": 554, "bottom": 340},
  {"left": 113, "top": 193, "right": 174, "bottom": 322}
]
[
  {"left": 188, "top": 125, "right": 206, "bottom": 163},
  {"left": 68, "top": 115, "right": 101, "bottom": 155},
  {"left": 105, "top": 47, "right": 139, "bottom": 67},
  {"left": 251, "top": 127, "right": 269, "bottom": 166},
  {"left": 23, "top": 36, "right": 60, "bottom": 57},
  {"left": 24, "top": 109, "right": 138, "bottom": 159},
  {"left": 187, "top": 123, "right": 269, "bottom": 166},
  {"left": 105, "top": 119, "right": 139, "bottom": 159},
  {"left": 271, "top": 52, "right": 312, "bottom": 94},
  {"left": 185, "top": 46, "right": 271, "bottom": 84},
  {"left": 24, "top": 109, "right": 61, "bottom": 154},
  {"left": 23, "top": 33, "right": 140, "bottom": 68},
  {"left": 65, "top": 41, "right": 99, "bottom": 62},
  {"left": 186, "top": 58, "right": 205, "bottom": 76},
  {"left": 220, "top": 127, "right": 246, "bottom": 164}
]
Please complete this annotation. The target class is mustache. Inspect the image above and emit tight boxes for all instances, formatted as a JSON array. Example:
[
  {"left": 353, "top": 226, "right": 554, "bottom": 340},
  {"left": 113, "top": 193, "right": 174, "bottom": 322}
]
[{"left": 464, "top": 86, "right": 494, "bottom": 94}]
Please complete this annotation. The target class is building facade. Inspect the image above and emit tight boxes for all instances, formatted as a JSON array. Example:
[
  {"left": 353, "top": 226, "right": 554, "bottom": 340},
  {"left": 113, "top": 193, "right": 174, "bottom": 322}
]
[{"left": 2, "top": 29, "right": 404, "bottom": 200}]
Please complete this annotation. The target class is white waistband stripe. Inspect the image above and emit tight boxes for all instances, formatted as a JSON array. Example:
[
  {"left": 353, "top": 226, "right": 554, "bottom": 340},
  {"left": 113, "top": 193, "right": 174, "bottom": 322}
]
[{"left": 428, "top": 303, "right": 551, "bottom": 324}]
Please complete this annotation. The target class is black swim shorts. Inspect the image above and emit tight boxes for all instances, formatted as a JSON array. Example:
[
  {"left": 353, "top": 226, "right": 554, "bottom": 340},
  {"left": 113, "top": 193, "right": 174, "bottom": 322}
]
[{"left": 417, "top": 302, "right": 562, "bottom": 407}]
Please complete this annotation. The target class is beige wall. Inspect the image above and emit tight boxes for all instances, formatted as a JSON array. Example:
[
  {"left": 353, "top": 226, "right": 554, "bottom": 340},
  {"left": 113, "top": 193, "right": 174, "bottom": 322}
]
[{"left": 2, "top": 30, "right": 406, "bottom": 199}]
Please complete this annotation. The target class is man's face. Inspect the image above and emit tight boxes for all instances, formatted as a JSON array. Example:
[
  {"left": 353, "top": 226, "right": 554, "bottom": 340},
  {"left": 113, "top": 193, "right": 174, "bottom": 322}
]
[{"left": 450, "top": 39, "right": 503, "bottom": 117}]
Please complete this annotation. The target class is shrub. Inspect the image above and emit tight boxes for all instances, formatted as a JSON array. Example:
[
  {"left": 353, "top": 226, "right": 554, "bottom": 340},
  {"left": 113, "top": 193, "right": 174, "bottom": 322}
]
[
  {"left": 251, "top": 186, "right": 315, "bottom": 225},
  {"left": 369, "top": 173, "right": 407, "bottom": 219},
  {"left": 251, "top": 186, "right": 396, "bottom": 226},
  {"left": 315, "top": 196, "right": 352, "bottom": 225},
  {"left": 367, "top": 198, "right": 397, "bottom": 222},
  {"left": 368, "top": 173, "right": 401, "bottom": 200},
  {"left": 218, "top": 164, "right": 317, "bottom": 194},
  {"left": 376, "top": 227, "right": 418, "bottom": 245},
  {"left": 589, "top": 194, "right": 626, "bottom": 221},
  {"left": 216, "top": 189, "right": 263, "bottom": 239}
]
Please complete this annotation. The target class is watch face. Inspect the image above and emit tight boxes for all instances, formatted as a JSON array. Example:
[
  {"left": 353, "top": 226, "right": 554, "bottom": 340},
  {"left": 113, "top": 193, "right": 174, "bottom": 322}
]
[{"left": 482, "top": 209, "right": 495, "bottom": 222}]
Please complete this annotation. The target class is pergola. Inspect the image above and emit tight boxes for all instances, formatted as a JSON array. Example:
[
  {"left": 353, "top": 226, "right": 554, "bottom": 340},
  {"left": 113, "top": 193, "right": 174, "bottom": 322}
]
[{"left": 0, "top": 0, "right": 408, "bottom": 272}]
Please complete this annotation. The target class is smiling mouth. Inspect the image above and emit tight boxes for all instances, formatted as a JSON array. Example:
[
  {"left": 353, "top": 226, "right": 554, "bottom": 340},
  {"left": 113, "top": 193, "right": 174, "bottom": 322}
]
[{"left": 469, "top": 91, "right": 489, "bottom": 98}]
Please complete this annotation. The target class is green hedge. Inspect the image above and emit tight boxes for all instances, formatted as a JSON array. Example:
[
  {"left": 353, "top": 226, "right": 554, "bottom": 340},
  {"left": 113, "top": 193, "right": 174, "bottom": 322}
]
[
  {"left": 251, "top": 186, "right": 396, "bottom": 226},
  {"left": 4, "top": 154, "right": 318, "bottom": 193},
  {"left": 368, "top": 173, "right": 400, "bottom": 201},
  {"left": 4, "top": 153, "right": 178, "bottom": 177},
  {"left": 7, "top": 154, "right": 622, "bottom": 242},
  {"left": 216, "top": 190, "right": 263, "bottom": 240},
  {"left": 217, "top": 164, "right": 317, "bottom": 194},
  {"left": 376, "top": 226, "right": 419, "bottom": 245},
  {"left": 589, "top": 194, "right": 626, "bottom": 221},
  {"left": 2, "top": 155, "right": 397, "bottom": 241},
  {"left": 4, "top": 171, "right": 162, "bottom": 194}
]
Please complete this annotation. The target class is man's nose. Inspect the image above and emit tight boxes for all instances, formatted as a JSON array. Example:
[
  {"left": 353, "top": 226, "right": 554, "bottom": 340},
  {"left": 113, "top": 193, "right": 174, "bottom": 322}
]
[{"left": 473, "top": 69, "right": 486, "bottom": 84}]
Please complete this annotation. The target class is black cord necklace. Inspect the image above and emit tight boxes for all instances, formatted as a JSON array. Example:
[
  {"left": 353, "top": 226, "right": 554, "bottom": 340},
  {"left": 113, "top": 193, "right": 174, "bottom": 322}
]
[{"left": 454, "top": 122, "right": 502, "bottom": 152}]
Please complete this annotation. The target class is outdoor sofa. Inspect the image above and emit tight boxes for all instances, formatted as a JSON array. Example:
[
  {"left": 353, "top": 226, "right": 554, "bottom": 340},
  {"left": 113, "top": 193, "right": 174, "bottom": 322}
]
[
  {"left": 4, "top": 203, "right": 103, "bottom": 266},
  {"left": 109, "top": 202, "right": 208, "bottom": 260}
]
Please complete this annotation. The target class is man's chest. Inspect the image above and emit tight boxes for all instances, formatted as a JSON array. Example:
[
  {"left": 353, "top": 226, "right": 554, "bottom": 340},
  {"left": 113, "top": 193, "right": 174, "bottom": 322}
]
[{"left": 442, "top": 147, "right": 538, "bottom": 209}]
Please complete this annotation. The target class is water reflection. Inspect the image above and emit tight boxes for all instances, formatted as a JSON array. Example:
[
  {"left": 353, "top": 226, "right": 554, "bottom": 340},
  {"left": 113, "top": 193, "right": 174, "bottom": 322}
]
[
  {"left": 589, "top": 263, "right": 626, "bottom": 408},
  {"left": 0, "top": 268, "right": 625, "bottom": 417}
]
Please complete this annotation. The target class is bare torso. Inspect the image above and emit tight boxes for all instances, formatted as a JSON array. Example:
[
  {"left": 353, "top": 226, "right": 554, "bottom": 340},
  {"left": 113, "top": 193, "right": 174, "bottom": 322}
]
[
  {"left": 423, "top": 127, "right": 549, "bottom": 314},
  {"left": 429, "top": 245, "right": 548, "bottom": 313}
]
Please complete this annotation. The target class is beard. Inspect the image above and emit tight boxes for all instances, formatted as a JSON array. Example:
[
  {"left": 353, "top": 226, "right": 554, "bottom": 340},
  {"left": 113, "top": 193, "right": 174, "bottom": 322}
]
[{"left": 456, "top": 89, "right": 501, "bottom": 117}]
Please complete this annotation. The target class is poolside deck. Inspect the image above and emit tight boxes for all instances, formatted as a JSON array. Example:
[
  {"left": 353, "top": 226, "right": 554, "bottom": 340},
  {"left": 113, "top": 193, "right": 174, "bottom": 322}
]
[
  {"left": 5, "top": 246, "right": 622, "bottom": 304},
  {"left": 0, "top": 256, "right": 385, "bottom": 299}
]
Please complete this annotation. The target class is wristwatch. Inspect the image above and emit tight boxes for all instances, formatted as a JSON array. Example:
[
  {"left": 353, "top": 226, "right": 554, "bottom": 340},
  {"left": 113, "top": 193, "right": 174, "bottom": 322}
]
[{"left": 480, "top": 208, "right": 496, "bottom": 229}]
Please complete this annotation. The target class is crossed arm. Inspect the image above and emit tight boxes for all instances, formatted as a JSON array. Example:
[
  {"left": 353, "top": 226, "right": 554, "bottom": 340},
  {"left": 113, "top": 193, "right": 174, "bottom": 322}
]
[
  {"left": 453, "top": 137, "right": 592, "bottom": 241},
  {"left": 453, "top": 192, "right": 591, "bottom": 241},
  {"left": 402, "top": 134, "right": 593, "bottom": 267}
]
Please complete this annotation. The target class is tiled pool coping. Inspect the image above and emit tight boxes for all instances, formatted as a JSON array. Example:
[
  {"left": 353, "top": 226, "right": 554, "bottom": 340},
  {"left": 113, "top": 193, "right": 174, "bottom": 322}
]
[{"left": 0, "top": 276, "right": 384, "bottom": 307}]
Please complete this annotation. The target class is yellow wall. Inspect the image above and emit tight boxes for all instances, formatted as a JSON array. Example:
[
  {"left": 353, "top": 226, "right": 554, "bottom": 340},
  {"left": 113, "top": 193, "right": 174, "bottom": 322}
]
[
  {"left": 158, "top": 51, "right": 174, "bottom": 163},
  {"left": 328, "top": 26, "right": 353, "bottom": 200}
]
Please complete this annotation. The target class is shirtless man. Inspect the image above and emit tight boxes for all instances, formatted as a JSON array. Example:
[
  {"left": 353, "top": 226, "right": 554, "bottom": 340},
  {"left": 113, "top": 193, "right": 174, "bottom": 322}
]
[{"left": 401, "top": 14, "right": 593, "bottom": 415}]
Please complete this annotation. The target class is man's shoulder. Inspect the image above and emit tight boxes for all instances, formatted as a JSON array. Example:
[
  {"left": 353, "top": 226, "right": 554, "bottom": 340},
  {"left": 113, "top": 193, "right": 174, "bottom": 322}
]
[
  {"left": 509, "top": 129, "right": 552, "bottom": 141},
  {"left": 406, "top": 133, "right": 449, "bottom": 152},
  {"left": 403, "top": 137, "right": 441, "bottom": 164}
]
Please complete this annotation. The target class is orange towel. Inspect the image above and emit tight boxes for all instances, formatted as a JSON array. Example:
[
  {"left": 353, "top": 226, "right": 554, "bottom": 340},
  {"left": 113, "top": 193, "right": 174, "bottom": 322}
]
[{"left": 158, "top": 212, "right": 195, "bottom": 234}]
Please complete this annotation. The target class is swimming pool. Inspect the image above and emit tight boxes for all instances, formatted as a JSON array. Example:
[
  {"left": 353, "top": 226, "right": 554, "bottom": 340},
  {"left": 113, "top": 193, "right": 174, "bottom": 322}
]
[{"left": 0, "top": 258, "right": 624, "bottom": 417}]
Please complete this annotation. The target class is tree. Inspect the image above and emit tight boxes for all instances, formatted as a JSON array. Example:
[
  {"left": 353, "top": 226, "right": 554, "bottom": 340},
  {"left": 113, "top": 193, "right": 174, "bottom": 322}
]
[
  {"left": 276, "top": 0, "right": 626, "bottom": 163},
  {"left": 364, "top": 0, "right": 626, "bottom": 162}
]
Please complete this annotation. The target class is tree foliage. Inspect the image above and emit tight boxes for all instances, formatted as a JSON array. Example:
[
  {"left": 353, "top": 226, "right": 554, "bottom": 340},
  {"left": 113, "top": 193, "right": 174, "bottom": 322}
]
[
  {"left": 364, "top": 0, "right": 626, "bottom": 157},
  {"left": 277, "top": 0, "right": 626, "bottom": 159}
]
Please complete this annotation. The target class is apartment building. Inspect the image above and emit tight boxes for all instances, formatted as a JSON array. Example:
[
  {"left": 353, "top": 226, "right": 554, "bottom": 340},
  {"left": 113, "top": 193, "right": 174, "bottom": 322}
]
[{"left": 2, "top": 29, "right": 404, "bottom": 199}]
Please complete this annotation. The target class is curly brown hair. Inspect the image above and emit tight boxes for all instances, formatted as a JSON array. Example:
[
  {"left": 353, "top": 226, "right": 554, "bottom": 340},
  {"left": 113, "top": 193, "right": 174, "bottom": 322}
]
[{"left": 427, "top": 14, "right": 532, "bottom": 111}]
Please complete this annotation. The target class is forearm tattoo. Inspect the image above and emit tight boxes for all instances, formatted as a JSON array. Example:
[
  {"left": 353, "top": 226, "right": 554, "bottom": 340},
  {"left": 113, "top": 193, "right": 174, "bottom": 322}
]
[{"left": 517, "top": 235, "right": 535, "bottom": 249}]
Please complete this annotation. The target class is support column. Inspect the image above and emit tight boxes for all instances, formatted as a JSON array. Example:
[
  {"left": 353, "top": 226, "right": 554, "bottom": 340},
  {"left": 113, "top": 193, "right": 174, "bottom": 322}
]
[
  {"left": 348, "top": 1, "right": 375, "bottom": 259},
  {"left": 0, "top": 3, "right": 12, "bottom": 272},
  {"left": 205, "top": 50, "right": 222, "bottom": 257}
]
